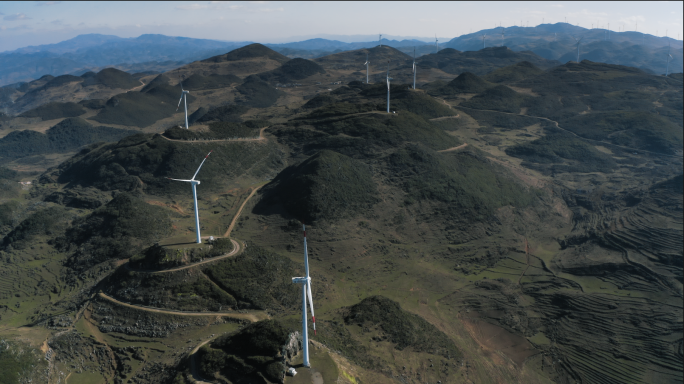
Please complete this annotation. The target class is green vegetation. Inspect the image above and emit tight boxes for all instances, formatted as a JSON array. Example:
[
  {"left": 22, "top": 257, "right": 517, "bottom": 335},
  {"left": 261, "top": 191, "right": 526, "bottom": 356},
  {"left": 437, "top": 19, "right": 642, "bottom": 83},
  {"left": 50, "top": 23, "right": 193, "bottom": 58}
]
[
  {"left": 182, "top": 73, "right": 241, "bottom": 90},
  {"left": 56, "top": 193, "right": 171, "bottom": 271},
  {"left": 505, "top": 128, "right": 617, "bottom": 173},
  {"left": 0, "top": 339, "right": 48, "bottom": 384},
  {"left": 40, "top": 74, "right": 83, "bottom": 90},
  {"left": 430, "top": 72, "right": 492, "bottom": 96},
  {"left": 2, "top": 206, "right": 69, "bottom": 250},
  {"left": 91, "top": 74, "right": 194, "bottom": 127},
  {"left": 52, "top": 133, "right": 282, "bottom": 196},
  {"left": 461, "top": 85, "right": 529, "bottom": 113},
  {"left": 483, "top": 61, "right": 543, "bottom": 83},
  {"left": 196, "top": 320, "right": 291, "bottom": 383},
  {"left": 235, "top": 75, "right": 284, "bottom": 108},
  {"left": 258, "top": 150, "right": 378, "bottom": 223},
  {"left": 201, "top": 43, "right": 290, "bottom": 64},
  {"left": 196, "top": 104, "right": 251, "bottom": 123},
  {"left": 82, "top": 68, "right": 141, "bottom": 89},
  {"left": 388, "top": 144, "right": 534, "bottom": 219},
  {"left": 0, "top": 201, "right": 22, "bottom": 234},
  {"left": 44, "top": 186, "right": 111, "bottom": 209},
  {"left": 310, "top": 111, "right": 460, "bottom": 150},
  {"left": 561, "top": 111, "right": 683, "bottom": 154},
  {"left": 19, "top": 101, "right": 86, "bottom": 120},
  {"left": 259, "top": 58, "right": 326, "bottom": 83},
  {"left": 462, "top": 108, "right": 540, "bottom": 130},
  {"left": 204, "top": 244, "right": 300, "bottom": 311},
  {"left": 129, "top": 238, "right": 235, "bottom": 269},
  {"left": 301, "top": 93, "right": 335, "bottom": 109},
  {"left": 0, "top": 117, "right": 137, "bottom": 163},
  {"left": 344, "top": 296, "right": 460, "bottom": 358},
  {"left": 303, "top": 102, "right": 376, "bottom": 120}
]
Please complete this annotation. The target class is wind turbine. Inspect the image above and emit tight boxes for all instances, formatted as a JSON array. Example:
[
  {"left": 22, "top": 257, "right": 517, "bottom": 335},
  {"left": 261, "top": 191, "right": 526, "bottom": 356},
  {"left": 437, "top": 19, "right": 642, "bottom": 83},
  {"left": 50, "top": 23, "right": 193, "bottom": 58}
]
[
  {"left": 482, "top": 34, "right": 487, "bottom": 49},
  {"left": 167, "top": 151, "right": 212, "bottom": 244},
  {"left": 501, "top": 28, "right": 505, "bottom": 47},
  {"left": 435, "top": 34, "right": 439, "bottom": 53},
  {"left": 666, "top": 42, "right": 673, "bottom": 76},
  {"left": 291, "top": 224, "right": 316, "bottom": 368},
  {"left": 379, "top": 34, "right": 382, "bottom": 47},
  {"left": 176, "top": 77, "right": 190, "bottom": 129},
  {"left": 572, "top": 36, "right": 583, "bottom": 63},
  {"left": 386, "top": 61, "right": 392, "bottom": 113},
  {"left": 412, "top": 47, "right": 416, "bottom": 90},
  {"left": 364, "top": 53, "right": 370, "bottom": 84}
]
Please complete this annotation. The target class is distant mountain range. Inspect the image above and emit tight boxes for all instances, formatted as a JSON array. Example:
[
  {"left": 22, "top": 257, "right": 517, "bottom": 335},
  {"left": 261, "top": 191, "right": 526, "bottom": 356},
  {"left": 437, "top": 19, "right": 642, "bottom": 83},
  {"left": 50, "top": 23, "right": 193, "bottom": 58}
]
[{"left": 0, "top": 23, "right": 682, "bottom": 87}]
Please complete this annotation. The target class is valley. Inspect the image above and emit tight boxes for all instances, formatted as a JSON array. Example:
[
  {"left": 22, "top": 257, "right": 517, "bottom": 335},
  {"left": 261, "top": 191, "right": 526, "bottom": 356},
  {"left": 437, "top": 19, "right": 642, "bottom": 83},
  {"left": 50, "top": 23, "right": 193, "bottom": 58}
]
[{"left": 0, "top": 39, "right": 681, "bottom": 384}]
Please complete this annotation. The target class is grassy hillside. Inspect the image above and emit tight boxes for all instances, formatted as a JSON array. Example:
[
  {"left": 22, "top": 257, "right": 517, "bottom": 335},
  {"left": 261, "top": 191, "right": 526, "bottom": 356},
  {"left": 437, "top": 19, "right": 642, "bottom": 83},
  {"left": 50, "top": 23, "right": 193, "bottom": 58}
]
[
  {"left": 82, "top": 67, "right": 141, "bottom": 89},
  {"left": 56, "top": 192, "right": 171, "bottom": 271},
  {"left": 19, "top": 101, "right": 86, "bottom": 120},
  {"left": 181, "top": 73, "right": 241, "bottom": 90},
  {"left": 235, "top": 75, "right": 284, "bottom": 108},
  {"left": 257, "top": 150, "right": 379, "bottom": 223},
  {"left": 258, "top": 58, "right": 326, "bottom": 83},
  {"left": 483, "top": 61, "right": 544, "bottom": 83},
  {"left": 49, "top": 133, "right": 282, "bottom": 196},
  {"left": 202, "top": 43, "right": 290, "bottom": 64},
  {"left": 0, "top": 117, "right": 137, "bottom": 163},
  {"left": 461, "top": 85, "right": 529, "bottom": 113},
  {"left": 430, "top": 71, "right": 492, "bottom": 96},
  {"left": 89, "top": 76, "right": 194, "bottom": 127}
]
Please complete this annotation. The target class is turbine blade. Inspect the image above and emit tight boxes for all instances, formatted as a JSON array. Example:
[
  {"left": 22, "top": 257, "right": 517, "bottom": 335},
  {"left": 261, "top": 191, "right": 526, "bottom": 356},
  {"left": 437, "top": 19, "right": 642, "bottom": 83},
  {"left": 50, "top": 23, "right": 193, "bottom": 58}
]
[
  {"left": 167, "top": 178, "right": 193, "bottom": 182},
  {"left": 307, "top": 281, "right": 316, "bottom": 335},
  {"left": 191, "top": 151, "right": 213, "bottom": 180},
  {"left": 176, "top": 95, "right": 183, "bottom": 111}
]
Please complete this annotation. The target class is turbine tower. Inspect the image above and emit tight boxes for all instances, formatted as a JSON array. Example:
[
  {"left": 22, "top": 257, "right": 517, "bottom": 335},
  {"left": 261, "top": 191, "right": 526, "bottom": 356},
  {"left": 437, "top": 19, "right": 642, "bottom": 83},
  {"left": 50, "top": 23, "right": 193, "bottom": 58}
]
[
  {"left": 379, "top": 34, "right": 382, "bottom": 47},
  {"left": 167, "top": 151, "right": 212, "bottom": 244},
  {"left": 572, "top": 36, "right": 583, "bottom": 63},
  {"left": 364, "top": 53, "right": 370, "bottom": 84},
  {"left": 386, "top": 61, "right": 392, "bottom": 113},
  {"left": 176, "top": 77, "right": 190, "bottom": 129},
  {"left": 666, "top": 42, "right": 673, "bottom": 76},
  {"left": 292, "top": 224, "right": 316, "bottom": 368},
  {"left": 482, "top": 34, "right": 487, "bottom": 49},
  {"left": 435, "top": 34, "right": 439, "bottom": 53},
  {"left": 412, "top": 47, "right": 416, "bottom": 90}
]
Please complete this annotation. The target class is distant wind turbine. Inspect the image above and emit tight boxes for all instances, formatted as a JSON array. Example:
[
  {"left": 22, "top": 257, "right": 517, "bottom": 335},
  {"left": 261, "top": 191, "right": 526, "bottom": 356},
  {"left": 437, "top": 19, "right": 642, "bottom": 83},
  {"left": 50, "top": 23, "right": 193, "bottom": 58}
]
[
  {"left": 176, "top": 77, "right": 190, "bottom": 129},
  {"left": 364, "top": 53, "right": 370, "bottom": 84},
  {"left": 412, "top": 47, "right": 416, "bottom": 90},
  {"left": 167, "top": 151, "right": 212, "bottom": 244},
  {"left": 379, "top": 34, "right": 382, "bottom": 47},
  {"left": 386, "top": 61, "right": 392, "bottom": 113},
  {"left": 572, "top": 36, "right": 583, "bottom": 63},
  {"left": 291, "top": 224, "right": 316, "bottom": 368},
  {"left": 435, "top": 34, "right": 439, "bottom": 53},
  {"left": 482, "top": 34, "right": 487, "bottom": 49},
  {"left": 666, "top": 42, "right": 673, "bottom": 76}
]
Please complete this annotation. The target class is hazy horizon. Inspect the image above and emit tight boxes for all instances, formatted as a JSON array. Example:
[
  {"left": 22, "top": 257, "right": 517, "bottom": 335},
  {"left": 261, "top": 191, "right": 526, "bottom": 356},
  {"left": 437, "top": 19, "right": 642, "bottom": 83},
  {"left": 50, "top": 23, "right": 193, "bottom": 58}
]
[{"left": 1, "top": 1, "right": 682, "bottom": 52}]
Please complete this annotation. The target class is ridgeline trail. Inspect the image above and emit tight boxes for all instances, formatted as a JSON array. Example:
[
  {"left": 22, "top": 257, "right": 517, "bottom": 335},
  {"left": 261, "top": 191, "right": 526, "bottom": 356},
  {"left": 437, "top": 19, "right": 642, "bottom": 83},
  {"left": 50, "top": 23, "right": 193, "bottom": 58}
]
[
  {"left": 160, "top": 126, "right": 269, "bottom": 143},
  {"left": 97, "top": 292, "right": 268, "bottom": 322}
]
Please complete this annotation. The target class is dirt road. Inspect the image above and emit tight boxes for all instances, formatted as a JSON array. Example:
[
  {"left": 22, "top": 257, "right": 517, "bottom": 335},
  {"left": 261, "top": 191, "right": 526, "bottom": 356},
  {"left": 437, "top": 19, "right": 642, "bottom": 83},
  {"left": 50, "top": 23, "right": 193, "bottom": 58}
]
[{"left": 97, "top": 292, "right": 268, "bottom": 322}]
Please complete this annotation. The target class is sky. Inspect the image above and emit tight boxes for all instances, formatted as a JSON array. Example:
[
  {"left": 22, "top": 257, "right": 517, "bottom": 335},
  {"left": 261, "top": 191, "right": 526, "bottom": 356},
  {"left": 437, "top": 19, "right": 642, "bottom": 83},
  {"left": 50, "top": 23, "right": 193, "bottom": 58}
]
[{"left": 0, "top": 1, "right": 682, "bottom": 52}]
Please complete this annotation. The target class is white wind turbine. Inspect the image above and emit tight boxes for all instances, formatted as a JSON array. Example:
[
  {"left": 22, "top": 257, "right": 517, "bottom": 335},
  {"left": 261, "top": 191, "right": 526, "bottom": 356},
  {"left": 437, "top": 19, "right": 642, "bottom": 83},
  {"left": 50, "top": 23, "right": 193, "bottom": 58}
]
[
  {"left": 176, "top": 77, "right": 190, "bottom": 129},
  {"left": 364, "top": 53, "right": 370, "bottom": 84},
  {"left": 666, "top": 41, "right": 673, "bottom": 76},
  {"left": 386, "top": 61, "right": 392, "bottom": 113},
  {"left": 412, "top": 47, "right": 416, "bottom": 90},
  {"left": 167, "top": 151, "right": 212, "bottom": 244},
  {"left": 482, "top": 34, "right": 487, "bottom": 49},
  {"left": 572, "top": 36, "right": 583, "bottom": 63},
  {"left": 291, "top": 224, "right": 316, "bottom": 368}
]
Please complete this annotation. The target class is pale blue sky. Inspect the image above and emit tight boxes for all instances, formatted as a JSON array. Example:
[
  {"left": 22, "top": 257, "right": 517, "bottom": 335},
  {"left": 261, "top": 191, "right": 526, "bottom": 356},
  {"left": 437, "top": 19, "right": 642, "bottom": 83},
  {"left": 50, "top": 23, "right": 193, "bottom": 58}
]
[{"left": 0, "top": 1, "right": 682, "bottom": 52}]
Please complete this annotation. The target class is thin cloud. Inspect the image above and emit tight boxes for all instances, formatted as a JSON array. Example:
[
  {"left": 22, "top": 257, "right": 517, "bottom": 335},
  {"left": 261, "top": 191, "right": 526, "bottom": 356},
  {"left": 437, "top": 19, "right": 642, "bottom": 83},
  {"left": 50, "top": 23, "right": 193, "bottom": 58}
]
[{"left": 4, "top": 13, "right": 32, "bottom": 21}]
